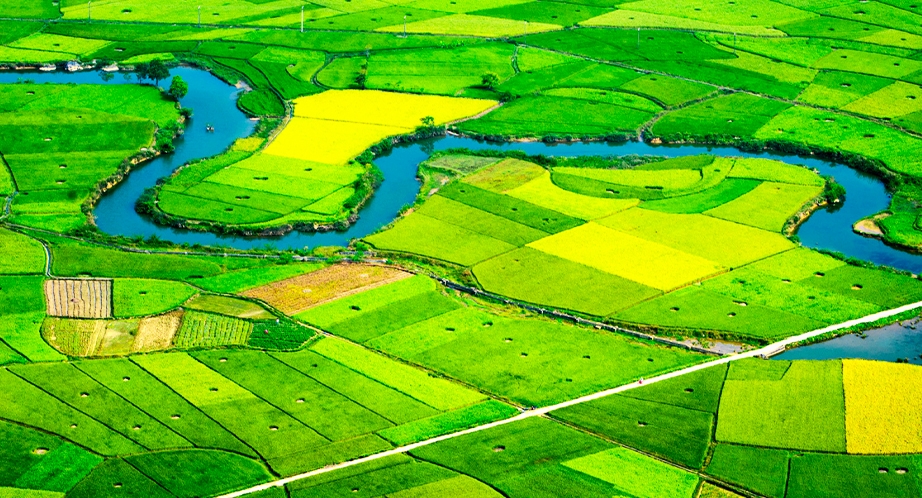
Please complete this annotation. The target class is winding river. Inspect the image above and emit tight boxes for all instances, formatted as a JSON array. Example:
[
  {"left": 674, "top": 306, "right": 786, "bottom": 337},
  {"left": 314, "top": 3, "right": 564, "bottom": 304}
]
[{"left": 3, "top": 67, "right": 921, "bottom": 359}]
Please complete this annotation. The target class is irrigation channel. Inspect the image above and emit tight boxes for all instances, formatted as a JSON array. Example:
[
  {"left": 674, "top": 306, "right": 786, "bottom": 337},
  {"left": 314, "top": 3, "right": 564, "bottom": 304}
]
[{"left": 4, "top": 67, "right": 922, "bottom": 358}]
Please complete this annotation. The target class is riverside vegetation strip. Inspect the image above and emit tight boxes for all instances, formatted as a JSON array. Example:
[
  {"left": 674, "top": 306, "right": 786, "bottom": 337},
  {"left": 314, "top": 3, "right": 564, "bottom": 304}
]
[{"left": 5, "top": 1, "right": 922, "bottom": 497}]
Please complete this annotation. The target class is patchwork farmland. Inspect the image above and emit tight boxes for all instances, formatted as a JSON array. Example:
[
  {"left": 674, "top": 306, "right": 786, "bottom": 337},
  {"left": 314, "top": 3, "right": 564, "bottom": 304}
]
[{"left": 2, "top": 0, "right": 922, "bottom": 496}]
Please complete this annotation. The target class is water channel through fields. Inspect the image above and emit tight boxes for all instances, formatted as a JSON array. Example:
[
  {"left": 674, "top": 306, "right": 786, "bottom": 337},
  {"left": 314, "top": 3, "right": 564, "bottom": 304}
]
[{"left": 3, "top": 67, "right": 922, "bottom": 359}]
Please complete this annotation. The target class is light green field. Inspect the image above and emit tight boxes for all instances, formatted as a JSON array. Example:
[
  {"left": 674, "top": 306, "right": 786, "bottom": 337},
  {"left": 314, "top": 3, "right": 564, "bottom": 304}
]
[
  {"left": 705, "top": 182, "right": 823, "bottom": 232},
  {"left": 506, "top": 172, "right": 639, "bottom": 220}
]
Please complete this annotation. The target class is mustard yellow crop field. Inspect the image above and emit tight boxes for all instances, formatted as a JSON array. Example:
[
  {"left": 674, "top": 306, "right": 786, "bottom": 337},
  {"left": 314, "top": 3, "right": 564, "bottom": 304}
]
[
  {"left": 292, "top": 89, "right": 497, "bottom": 128},
  {"left": 266, "top": 90, "right": 497, "bottom": 164},
  {"left": 527, "top": 222, "right": 725, "bottom": 290},
  {"left": 843, "top": 359, "right": 922, "bottom": 454},
  {"left": 263, "top": 118, "right": 408, "bottom": 164}
]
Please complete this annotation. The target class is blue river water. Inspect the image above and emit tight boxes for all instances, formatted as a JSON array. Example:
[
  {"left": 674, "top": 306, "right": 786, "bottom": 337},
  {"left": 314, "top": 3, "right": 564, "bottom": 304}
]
[{"left": 2, "top": 66, "right": 920, "bottom": 360}]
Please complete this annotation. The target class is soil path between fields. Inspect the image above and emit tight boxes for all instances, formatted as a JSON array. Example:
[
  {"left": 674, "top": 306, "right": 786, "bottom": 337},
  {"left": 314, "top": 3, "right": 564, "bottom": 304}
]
[{"left": 217, "top": 299, "right": 922, "bottom": 498}]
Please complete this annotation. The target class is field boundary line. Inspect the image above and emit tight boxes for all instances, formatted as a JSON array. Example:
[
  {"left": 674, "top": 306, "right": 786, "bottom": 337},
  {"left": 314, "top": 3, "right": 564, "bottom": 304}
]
[{"left": 217, "top": 298, "right": 922, "bottom": 498}]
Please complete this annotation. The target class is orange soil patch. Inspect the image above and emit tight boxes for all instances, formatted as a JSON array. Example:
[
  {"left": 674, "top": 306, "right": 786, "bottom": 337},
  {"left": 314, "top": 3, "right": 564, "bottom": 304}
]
[{"left": 243, "top": 263, "right": 412, "bottom": 314}]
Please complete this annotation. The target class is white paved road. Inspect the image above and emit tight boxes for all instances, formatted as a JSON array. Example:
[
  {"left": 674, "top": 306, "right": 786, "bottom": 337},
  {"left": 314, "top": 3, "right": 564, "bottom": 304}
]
[{"left": 218, "top": 299, "right": 922, "bottom": 498}]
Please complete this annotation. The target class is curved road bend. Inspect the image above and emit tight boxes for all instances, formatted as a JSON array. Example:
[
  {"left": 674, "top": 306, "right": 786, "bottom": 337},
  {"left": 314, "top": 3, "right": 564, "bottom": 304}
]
[{"left": 218, "top": 299, "right": 922, "bottom": 498}]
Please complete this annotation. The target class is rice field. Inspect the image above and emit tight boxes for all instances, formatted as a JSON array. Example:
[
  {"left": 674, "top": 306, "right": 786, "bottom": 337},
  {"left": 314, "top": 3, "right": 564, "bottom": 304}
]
[
  {"left": 172, "top": 311, "right": 253, "bottom": 348},
  {"left": 842, "top": 359, "right": 922, "bottom": 454}
]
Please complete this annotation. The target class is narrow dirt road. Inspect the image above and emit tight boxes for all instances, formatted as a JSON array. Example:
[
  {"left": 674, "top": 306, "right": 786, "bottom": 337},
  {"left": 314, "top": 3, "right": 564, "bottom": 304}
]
[{"left": 218, "top": 299, "right": 922, "bottom": 498}]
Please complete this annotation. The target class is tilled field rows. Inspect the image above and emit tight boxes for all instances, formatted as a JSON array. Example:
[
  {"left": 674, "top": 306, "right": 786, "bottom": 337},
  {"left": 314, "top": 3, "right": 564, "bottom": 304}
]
[{"left": 44, "top": 278, "right": 112, "bottom": 318}]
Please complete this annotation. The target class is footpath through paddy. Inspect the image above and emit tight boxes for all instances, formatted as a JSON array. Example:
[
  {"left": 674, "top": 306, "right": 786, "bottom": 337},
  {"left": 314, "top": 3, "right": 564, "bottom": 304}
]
[{"left": 218, "top": 298, "right": 922, "bottom": 498}]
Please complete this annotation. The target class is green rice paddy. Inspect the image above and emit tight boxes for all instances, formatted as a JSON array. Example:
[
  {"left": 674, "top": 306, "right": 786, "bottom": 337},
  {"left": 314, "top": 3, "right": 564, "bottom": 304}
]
[{"left": 2, "top": 3, "right": 922, "bottom": 497}]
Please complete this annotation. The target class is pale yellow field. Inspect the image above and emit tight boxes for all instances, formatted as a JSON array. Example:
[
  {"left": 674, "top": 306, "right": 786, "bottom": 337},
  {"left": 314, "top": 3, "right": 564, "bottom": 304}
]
[
  {"left": 506, "top": 172, "right": 640, "bottom": 220},
  {"left": 133, "top": 310, "right": 184, "bottom": 353},
  {"left": 44, "top": 279, "right": 112, "bottom": 318},
  {"left": 527, "top": 222, "right": 724, "bottom": 290},
  {"left": 292, "top": 89, "right": 497, "bottom": 128},
  {"left": 843, "top": 359, "right": 922, "bottom": 454}
]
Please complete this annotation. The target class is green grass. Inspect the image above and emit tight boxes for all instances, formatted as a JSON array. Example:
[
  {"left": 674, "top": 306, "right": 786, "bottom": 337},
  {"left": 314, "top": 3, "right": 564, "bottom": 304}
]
[
  {"left": 458, "top": 95, "right": 653, "bottom": 137},
  {"left": 67, "top": 459, "right": 171, "bottom": 498},
  {"left": 366, "top": 43, "right": 514, "bottom": 95},
  {"left": 310, "top": 337, "right": 487, "bottom": 411},
  {"left": 0, "top": 420, "right": 69, "bottom": 487},
  {"left": 193, "top": 348, "right": 393, "bottom": 441},
  {"left": 0, "top": 276, "right": 45, "bottom": 315},
  {"left": 746, "top": 247, "right": 845, "bottom": 281},
  {"left": 642, "top": 179, "right": 760, "bottom": 214},
  {"left": 378, "top": 400, "right": 517, "bottom": 446},
  {"left": 439, "top": 181, "right": 583, "bottom": 233},
  {"left": 410, "top": 417, "right": 616, "bottom": 496},
  {"left": 417, "top": 195, "right": 548, "bottom": 246},
  {"left": 173, "top": 311, "right": 253, "bottom": 348},
  {"left": 651, "top": 93, "right": 791, "bottom": 140},
  {"left": 10, "top": 362, "right": 192, "bottom": 450},
  {"left": 273, "top": 349, "right": 439, "bottom": 425},
  {"left": 238, "top": 89, "right": 285, "bottom": 117},
  {"left": 185, "top": 294, "right": 273, "bottom": 319},
  {"left": 296, "top": 274, "right": 436, "bottom": 330},
  {"left": 74, "top": 358, "right": 255, "bottom": 456},
  {"left": 716, "top": 359, "right": 846, "bottom": 452},
  {"left": 0, "top": 312, "right": 65, "bottom": 363},
  {"left": 0, "top": 228, "right": 45, "bottom": 274},
  {"left": 563, "top": 447, "right": 699, "bottom": 498},
  {"left": 473, "top": 247, "right": 661, "bottom": 315},
  {"left": 619, "top": 73, "right": 716, "bottom": 106},
  {"left": 125, "top": 450, "right": 272, "bottom": 498},
  {"left": 800, "top": 264, "right": 922, "bottom": 309},
  {"left": 316, "top": 56, "right": 366, "bottom": 89},
  {"left": 700, "top": 267, "right": 882, "bottom": 324},
  {"left": 365, "top": 213, "right": 516, "bottom": 266},
  {"left": 12, "top": 443, "right": 101, "bottom": 493},
  {"left": 322, "top": 291, "right": 462, "bottom": 344},
  {"left": 727, "top": 158, "right": 825, "bottom": 186},
  {"left": 0, "top": 368, "right": 142, "bottom": 456},
  {"left": 364, "top": 304, "right": 703, "bottom": 407},
  {"left": 615, "top": 287, "right": 826, "bottom": 339},
  {"left": 787, "top": 453, "right": 922, "bottom": 498},
  {"left": 704, "top": 181, "right": 823, "bottom": 232},
  {"left": 131, "top": 352, "right": 330, "bottom": 468},
  {"left": 554, "top": 394, "right": 713, "bottom": 469},
  {"left": 112, "top": 278, "right": 196, "bottom": 317},
  {"left": 623, "top": 363, "right": 727, "bottom": 413},
  {"left": 525, "top": 27, "right": 735, "bottom": 63},
  {"left": 288, "top": 456, "right": 459, "bottom": 498},
  {"left": 706, "top": 444, "right": 790, "bottom": 498}
]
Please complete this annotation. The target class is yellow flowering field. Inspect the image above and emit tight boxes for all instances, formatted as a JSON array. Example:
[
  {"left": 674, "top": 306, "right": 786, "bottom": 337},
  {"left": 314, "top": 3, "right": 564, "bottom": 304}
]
[
  {"left": 291, "top": 89, "right": 497, "bottom": 128},
  {"left": 266, "top": 90, "right": 497, "bottom": 164},
  {"left": 527, "top": 222, "right": 724, "bottom": 290},
  {"left": 843, "top": 359, "right": 922, "bottom": 454},
  {"left": 263, "top": 118, "right": 407, "bottom": 164}
]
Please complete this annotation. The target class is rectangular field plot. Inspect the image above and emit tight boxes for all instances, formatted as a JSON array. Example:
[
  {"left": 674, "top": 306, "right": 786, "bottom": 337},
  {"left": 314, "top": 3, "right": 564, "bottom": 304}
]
[
  {"left": 555, "top": 394, "right": 714, "bottom": 469},
  {"left": 473, "top": 247, "right": 661, "bottom": 316},
  {"left": 563, "top": 447, "right": 699, "bottom": 498},
  {"left": 786, "top": 452, "right": 922, "bottom": 498},
  {"left": 264, "top": 118, "right": 408, "bottom": 164},
  {"left": 598, "top": 208, "right": 794, "bottom": 268},
  {"left": 651, "top": 93, "right": 791, "bottom": 139},
  {"left": 439, "top": 181, "right": 582, "bottom": 233},
  {"left": 505, "top": 172, "right": 639, "bottom": 220},
  {"left": 843, "top": 359, "right": 922, "bottom": 454},
  {"left": 528, "top": 223, "right": 724, "bottom": 291},
  {"left": 318, "top": 290, "right": 461, "bottom": 344},
  {"left": 243, "top": 263, "right": 410, "bottom": 314},
  {"left": 706, "top": 444, "right": 790, "bottom": 498},
  {"left": 614, "top": 287, "right": 825, "bottom": 339},
  {"left": 172, "top": 311, "right": 253, "bottom": 349},
  {"left": 716, "top": 359, "right": 846, "bottom": 452},
  {"left": 364, "top": 213, "right": 516, "bottom": 266},
  {"left": 800, "top": 264, "right": 922, "bottom": 309},
  {"left": 44, "top": 279, "right": 112, "bottom": 318},
  {"left": 364, "top": 306, "right": 703, "bottom": 406},
  {"left": 416, "top": 195, "right": 548, "bottom": 246},
  {"left": 704, "top": 182, "right": 823, "bottom": 232},
  {"left": 296, "top": 274, "right": 436, "bottom": 330}
]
